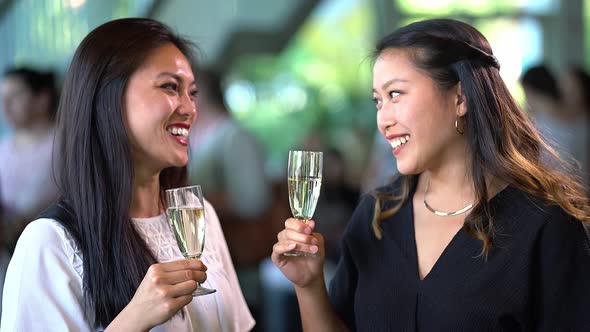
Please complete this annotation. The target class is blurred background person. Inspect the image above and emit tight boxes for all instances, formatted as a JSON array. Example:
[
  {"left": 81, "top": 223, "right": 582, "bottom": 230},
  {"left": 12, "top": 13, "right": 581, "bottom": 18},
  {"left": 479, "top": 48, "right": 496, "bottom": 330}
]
[
  {"left": 559, "top": 65, "right": 590, "bottom": 186},
  {"left": 520, "top": 64, "right": 589, "bottom": 185},
  {"left": 188, "top": 68, "right": 275, "bottom": 323},
  {"left": 520, "top": 64, "right": 562, "bottom": 121},
  {"left": 560, "top": 65, "right": 590, "bottom": 120},
  {"left": 0, "top": 66, "right": 59, "bottom": 322},
  {"left": 0, "top": 67, "right": 59, "bottom": 254}
]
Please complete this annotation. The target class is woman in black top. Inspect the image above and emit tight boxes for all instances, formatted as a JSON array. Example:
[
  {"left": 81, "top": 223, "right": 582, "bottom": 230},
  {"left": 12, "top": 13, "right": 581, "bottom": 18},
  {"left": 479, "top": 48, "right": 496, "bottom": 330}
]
[{"left": 271, "top": 18, "right": 590, "bottom": 331}]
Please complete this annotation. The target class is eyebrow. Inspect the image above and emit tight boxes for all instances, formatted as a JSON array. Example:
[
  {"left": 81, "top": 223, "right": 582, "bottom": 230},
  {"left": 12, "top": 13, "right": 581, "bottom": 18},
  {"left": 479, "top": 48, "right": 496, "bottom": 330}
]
[
  {"left": 372, "top": 78, "right": 409, "bottom": 93},
  {"left": 156, "top": 72, "right": 196, "bottom": 86}
]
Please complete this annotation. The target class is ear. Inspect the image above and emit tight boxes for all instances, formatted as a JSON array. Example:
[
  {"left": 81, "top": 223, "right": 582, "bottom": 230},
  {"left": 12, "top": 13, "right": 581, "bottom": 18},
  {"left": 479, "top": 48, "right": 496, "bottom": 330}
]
[{"left": 454, "top": 82, "right": 467, "bottom": 117}]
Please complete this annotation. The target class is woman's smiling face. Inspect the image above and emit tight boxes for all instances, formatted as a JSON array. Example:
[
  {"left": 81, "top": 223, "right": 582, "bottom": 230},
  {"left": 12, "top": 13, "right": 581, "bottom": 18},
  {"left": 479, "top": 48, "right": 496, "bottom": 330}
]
[
  {"left": 123, "top": 42, "right": 198, "bottom": 174},
  {"left": 373, "top": 48, "right": 466, "bottom": 175}
]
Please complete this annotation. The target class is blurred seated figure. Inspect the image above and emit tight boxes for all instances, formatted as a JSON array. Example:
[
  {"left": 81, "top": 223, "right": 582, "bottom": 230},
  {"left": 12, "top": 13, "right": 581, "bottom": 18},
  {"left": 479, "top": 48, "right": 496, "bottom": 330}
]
[
  {"left": 520, "top": 64, "right": 588, "bottom": 182},
  {"left": 0, "top": 67, "right": 59, "bottom": 253}
]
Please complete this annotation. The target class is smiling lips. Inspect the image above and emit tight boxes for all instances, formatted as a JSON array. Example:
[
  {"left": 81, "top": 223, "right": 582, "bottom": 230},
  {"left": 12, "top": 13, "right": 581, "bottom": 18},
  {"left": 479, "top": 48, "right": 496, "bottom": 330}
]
[
  {"left": 167, "top": 124, "right": 190, "bottom": 146},
  {"left": 388, "top": 134, "right": 411, "bottom": 156}
]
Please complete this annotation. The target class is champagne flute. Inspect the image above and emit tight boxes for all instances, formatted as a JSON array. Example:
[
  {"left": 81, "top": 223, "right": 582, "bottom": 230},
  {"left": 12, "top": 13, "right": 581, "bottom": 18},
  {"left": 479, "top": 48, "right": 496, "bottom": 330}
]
[
  {"left": 285, "top": 150, "right": 323, "bottom": 257},
  {"left": 165, "top": 185, "right": 216, "bottom": 296}
]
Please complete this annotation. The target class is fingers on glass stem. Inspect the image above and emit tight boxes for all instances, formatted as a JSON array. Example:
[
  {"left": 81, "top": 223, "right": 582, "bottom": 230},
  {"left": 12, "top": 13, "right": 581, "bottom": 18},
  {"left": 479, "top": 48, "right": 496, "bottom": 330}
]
[{"left": 289, "top": 242, "right": 319, "bottom": 254}]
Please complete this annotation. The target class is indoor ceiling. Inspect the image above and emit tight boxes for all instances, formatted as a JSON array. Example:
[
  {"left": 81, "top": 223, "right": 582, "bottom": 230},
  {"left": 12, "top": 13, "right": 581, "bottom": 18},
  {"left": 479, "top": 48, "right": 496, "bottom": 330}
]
[{"left": 151, "top": 0, "right": 320, "bottom": 70}]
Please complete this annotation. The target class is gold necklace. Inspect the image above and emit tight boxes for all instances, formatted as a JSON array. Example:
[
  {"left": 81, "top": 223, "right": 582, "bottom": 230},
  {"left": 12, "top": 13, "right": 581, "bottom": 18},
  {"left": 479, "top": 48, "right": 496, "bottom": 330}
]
[{"left": 423, "top": 178, "right": 474, "bottom": 217}]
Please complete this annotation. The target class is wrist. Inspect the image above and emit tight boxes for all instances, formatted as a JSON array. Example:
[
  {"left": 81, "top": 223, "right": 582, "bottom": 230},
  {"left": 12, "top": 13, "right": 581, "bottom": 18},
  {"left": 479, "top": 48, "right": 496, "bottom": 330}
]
[
  {"left": 295, "top": 275, "right": 326, "bottom": 294},
  {"left": 106, "top": 305, "right": 150, "bottom": 332}
]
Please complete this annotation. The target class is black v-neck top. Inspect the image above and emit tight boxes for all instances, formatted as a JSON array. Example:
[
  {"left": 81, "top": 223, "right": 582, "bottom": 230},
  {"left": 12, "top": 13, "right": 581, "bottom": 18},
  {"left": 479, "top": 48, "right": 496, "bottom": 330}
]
[{"left": 328, "top": 178, "right": 590, "bottom": 331}]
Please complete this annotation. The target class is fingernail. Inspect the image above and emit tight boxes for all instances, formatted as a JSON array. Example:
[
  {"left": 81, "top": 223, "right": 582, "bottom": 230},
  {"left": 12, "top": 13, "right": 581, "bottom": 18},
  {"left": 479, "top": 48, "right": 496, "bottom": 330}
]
[
  {"left": 310, "top": 245, "right": 318, "bottom": 253},
  {"left": 288, "top": 242, "right": 296, "bottom": 249},
  {"left": 304, "top": 227, "right": 312, "bottom": 235},
  {"left": 311, "top": 238, "right": 318, "bottom": 245}
]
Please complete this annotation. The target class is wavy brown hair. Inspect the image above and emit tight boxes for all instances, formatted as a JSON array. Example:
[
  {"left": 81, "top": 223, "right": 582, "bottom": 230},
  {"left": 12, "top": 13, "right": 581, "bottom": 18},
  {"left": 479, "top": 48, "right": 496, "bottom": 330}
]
[{"left": 370, "top": 19, "right": 589, "bottom": 256}]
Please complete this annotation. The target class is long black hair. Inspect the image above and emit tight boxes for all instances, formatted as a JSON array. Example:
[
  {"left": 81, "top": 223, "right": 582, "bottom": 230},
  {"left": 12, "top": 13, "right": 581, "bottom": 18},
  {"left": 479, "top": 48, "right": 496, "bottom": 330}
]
[
  {"left": 55, "top": 18, "right": 195, "bottom": 327},
  {"left": 371, "top": 19, "right": 589, "bottom": 256}
]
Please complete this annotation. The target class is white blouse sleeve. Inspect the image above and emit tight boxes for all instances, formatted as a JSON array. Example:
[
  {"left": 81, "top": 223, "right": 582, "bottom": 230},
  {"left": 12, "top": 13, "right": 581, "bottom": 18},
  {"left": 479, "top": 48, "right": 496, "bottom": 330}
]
[{"left": 1, "top": 218, "right": 93, "bottom": 331}]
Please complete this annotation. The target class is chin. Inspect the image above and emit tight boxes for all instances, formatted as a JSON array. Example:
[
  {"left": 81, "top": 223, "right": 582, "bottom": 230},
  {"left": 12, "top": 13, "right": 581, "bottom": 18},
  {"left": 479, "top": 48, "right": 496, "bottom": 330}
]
[
  {"left": 169, "top": 155, "right": 189, "bottom": 168},
  {"left": 396, "top": 163, "right": 421, "bottom": 176},
  {"left": 397, "top": 170, "right": 420, "bottom": 176},
  {"left": 175, "top": 159, "right": 189, "bottom": 168}
]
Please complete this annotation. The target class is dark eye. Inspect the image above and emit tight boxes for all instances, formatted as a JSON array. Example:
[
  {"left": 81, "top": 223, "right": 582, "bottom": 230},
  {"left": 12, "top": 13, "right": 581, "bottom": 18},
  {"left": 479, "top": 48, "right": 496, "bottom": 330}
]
[
  {"left": 190, "top": 89, "right": 199, "bottom": 98},
  {"left": 161, "top": 83, "right": 178, "bottom": 92},
  {"left": 372, "top": 97, "right": 382, "bottom": 109},
  {"left": 389, "top": 91, "right": 401, "bottom": 99}
]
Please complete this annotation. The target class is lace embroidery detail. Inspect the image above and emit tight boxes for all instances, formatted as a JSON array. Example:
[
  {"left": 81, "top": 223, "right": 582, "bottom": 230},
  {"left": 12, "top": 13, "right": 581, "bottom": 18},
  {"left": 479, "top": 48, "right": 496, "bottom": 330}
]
[
  {"left": 200, "top": 204, "right": 225, "bottom": 272},
  {"left": 132, "top": 214, "right": 184, "bottom": 262},
  {"left": 50, "top": 213, "right": 215, "bottom": 275}
]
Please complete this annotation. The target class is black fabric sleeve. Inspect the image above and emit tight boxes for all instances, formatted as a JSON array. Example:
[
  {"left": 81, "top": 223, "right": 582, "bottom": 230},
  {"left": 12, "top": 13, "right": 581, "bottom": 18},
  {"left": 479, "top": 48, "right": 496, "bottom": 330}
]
[{"left": 531, "top": 207, "right": 590, "bottom": 331}]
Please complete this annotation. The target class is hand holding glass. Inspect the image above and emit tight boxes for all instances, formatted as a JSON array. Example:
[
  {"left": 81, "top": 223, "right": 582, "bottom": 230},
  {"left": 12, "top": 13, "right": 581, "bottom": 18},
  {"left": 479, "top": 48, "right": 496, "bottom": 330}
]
[
  {"left": 165, "top": 185, "right": 216, "bottom": 296},
  {"left": 285, "top": 150, "right": 323, "bottom": 256}
]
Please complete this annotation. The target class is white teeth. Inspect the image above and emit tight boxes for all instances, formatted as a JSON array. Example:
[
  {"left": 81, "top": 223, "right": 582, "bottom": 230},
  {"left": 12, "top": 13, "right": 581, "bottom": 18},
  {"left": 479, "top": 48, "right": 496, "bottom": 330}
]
[
  {"left": 167, "top": 127, "right": 189, "bottom": 138},
  {"left": 390, "top": 135, "right": 411, "bottom": 149}
]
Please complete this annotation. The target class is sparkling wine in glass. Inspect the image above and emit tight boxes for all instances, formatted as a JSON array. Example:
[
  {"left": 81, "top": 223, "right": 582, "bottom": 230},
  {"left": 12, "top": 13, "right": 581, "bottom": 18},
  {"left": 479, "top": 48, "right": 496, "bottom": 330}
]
[
  {"left": 165, "top": 185, "right": 216, "bottom": 296},
  {"left": 285, "top": 150, "right": 323, "bottom": 257}
]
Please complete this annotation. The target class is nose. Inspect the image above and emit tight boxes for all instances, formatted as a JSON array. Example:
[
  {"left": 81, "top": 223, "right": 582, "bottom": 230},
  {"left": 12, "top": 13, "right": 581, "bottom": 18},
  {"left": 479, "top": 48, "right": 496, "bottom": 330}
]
[
  {"left": 177, "top": 90, "right": 197, "bottom": 120},
  {"left": 377, "top": 105, "right": 397, "bottom": 136}
]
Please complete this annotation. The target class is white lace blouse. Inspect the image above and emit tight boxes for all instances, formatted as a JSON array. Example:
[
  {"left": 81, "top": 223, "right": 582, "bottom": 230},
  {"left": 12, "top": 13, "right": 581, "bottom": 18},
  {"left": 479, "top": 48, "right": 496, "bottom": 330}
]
[{"left": 1, "top": 200, "right": 255, "bottom": 331}]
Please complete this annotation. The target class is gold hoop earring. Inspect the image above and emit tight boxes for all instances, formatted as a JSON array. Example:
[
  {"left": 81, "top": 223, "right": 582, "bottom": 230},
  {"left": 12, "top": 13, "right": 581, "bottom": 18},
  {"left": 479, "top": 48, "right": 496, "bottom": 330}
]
[{"left": 455, "top": 117, "right": 464, "bottom": 135}]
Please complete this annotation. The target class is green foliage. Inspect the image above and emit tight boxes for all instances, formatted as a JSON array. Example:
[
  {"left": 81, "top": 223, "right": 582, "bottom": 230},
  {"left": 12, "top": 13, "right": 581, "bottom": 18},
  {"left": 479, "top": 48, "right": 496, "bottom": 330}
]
[{"left": 229, "top": 0, "right": 375, "bottom": 163}]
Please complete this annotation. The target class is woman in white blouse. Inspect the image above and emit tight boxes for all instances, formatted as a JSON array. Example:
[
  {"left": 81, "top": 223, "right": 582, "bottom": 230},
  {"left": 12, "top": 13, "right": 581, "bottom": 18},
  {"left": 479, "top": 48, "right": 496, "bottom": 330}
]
[{"left": 1, "top": 18, "right": 254, "bottom": 332}]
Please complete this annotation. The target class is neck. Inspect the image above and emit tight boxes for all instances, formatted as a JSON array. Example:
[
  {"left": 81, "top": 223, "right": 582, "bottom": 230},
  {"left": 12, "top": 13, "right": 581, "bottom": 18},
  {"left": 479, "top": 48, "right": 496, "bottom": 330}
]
[
  {"left": 130, "top": 171, "right": 162, "bottom": 218},
  {"left": 426, "top": 162, "right": 472, "bottom": 197},
  {"left": 419, "top": 158, "right": 508, "bottom": 215},
  {"left": 418, "top": 145, "right": 476, "bottom": 214}
]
